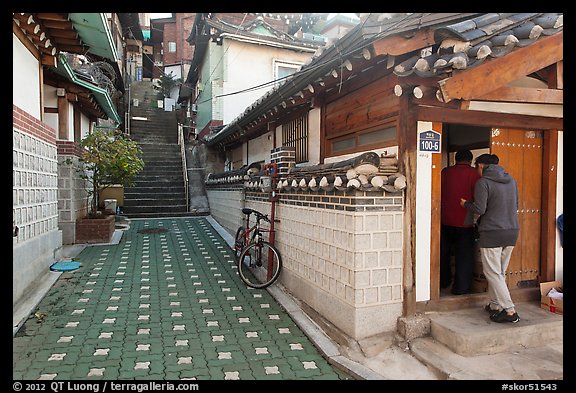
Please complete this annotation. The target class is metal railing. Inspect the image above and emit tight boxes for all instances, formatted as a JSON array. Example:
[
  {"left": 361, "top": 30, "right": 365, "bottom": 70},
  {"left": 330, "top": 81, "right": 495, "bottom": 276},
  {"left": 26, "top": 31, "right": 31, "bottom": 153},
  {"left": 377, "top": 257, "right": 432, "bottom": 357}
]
[{"left": 178, "top": 124, "right": 189, "bottom": 212}]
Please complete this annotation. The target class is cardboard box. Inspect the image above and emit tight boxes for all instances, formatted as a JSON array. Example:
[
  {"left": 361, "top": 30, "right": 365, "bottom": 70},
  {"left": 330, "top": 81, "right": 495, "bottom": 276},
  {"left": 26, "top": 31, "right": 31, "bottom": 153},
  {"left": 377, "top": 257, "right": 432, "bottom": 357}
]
[{"left": 540, "top": 281, "right": 563, "bottom": 315}]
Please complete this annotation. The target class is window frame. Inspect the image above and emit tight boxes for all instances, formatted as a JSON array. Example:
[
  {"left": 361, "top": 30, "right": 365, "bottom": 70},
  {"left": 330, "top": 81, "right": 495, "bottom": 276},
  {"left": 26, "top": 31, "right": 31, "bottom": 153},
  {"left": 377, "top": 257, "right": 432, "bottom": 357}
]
[
  {"left": 282, "top": 112, "right": 309, "bottom": 164},
  {"left": 273, "top": 59, "right": 303, "bottom": 86},
  {"left": 326, "top": 120, "right": 398, "bottom": 157}
]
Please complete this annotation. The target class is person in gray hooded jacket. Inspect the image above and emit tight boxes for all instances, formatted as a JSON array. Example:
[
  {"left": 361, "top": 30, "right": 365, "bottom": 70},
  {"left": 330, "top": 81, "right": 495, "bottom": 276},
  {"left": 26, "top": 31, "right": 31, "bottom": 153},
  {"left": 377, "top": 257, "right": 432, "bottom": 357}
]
[{"left": 460, "top": 153, "right": 520, "bottom": 323}]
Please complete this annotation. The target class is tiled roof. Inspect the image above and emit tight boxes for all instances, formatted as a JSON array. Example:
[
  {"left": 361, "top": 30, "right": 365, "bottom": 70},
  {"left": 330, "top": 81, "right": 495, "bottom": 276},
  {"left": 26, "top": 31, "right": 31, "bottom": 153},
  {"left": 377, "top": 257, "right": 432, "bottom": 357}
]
[
  {"left": 393, "top": 13, "right": 563, "bottom": 79},
  {"left": 204, "top": 16, "right": 324, "bottom": 50},
  {"left": 206, "top": 12, "right": 563, "bottom": 147}
]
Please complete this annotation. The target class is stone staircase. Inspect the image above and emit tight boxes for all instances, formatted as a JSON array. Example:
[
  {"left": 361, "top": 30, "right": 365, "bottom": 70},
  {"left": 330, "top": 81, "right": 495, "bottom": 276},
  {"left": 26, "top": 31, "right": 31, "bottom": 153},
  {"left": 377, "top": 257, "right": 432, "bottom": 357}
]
[{"left": 122, "top": 80, "right": 208, "bottom": 218}]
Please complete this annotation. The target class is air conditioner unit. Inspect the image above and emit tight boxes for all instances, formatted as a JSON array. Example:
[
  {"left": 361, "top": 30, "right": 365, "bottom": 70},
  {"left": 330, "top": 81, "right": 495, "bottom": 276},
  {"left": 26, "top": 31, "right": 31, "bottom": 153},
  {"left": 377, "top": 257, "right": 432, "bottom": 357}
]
[{"left": 197, "top": 82, "right": 204, "bottom": 92}]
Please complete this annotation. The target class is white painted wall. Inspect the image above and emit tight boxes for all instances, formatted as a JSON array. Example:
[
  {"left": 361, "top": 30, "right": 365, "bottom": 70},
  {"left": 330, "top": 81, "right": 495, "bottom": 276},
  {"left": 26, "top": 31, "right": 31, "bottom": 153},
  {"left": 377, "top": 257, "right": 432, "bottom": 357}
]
[
  {"left": 415, "top": 121, "right": 433, "bottom": 302},
  {"left": 555, "top": 131, "right": 563, "bottom": 284},
  {"left": 13, "top": 34, "right": 40, "bottom": 119},
  {"left": 307, "top": 108, "right": 321, "bottom": 165},
  {"left": 247, "top": 132, "right": 273, "bottom": 164},
  {"left": 222, "top": 39, "right": 313, "bottom": 124},
  {"left": 43, "top": 85, "right": 59, "bottom": 132}
]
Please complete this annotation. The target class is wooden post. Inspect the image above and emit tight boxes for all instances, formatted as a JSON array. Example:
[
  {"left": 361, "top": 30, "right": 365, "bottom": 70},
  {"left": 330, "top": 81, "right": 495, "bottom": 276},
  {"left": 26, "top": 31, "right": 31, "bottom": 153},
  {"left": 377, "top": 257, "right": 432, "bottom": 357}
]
[
  {"left": 397, "top": 93, "right": 417, "bottom": 317},
  {"left": 58, "top": 92, "right": 69, "bottom": 140}
]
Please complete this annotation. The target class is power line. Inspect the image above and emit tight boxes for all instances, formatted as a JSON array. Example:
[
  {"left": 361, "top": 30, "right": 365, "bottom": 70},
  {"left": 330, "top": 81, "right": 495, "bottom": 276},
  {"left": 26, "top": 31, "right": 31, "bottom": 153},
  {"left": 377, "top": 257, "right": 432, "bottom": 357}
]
[{"left": 193, "top": 13, "right": 419, "bottom": 105}]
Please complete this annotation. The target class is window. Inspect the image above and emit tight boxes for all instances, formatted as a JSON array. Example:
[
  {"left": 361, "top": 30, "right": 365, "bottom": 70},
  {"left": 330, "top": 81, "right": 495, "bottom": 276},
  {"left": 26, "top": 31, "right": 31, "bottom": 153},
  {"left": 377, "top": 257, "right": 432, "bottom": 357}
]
[
  {"left": 274, "top": 60, "right": 302, "bottom": 85},
  {"left": 282, "top": 114, "right": 308, "bottom": 164},
  {"left": 328, "top": 123, "right": 397, "bottom": 156},
  {"left": 168, "top": 42, "right": 176, "bottom": 53}
]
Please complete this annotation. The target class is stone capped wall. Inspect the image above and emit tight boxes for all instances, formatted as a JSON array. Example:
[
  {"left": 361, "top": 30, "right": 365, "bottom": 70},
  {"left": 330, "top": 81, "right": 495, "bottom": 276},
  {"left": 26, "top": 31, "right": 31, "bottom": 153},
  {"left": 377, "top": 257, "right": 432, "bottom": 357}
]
[{"left": 206, "top": 184, "right": 404, "bottom": 339}]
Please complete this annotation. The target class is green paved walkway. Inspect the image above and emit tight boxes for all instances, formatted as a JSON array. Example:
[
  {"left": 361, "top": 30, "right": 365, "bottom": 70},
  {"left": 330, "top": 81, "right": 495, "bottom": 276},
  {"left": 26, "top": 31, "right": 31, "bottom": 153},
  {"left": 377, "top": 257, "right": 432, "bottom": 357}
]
[{"left": 13, "top": 217, "right": 351, "bottom": 380}]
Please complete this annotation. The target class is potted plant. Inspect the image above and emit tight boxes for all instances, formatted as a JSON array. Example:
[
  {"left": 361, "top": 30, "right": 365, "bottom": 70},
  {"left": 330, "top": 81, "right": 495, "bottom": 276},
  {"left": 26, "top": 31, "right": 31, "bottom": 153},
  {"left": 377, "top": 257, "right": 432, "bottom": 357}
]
[{"left": 69, "top": 128, "right": 144, "bottom": 243}]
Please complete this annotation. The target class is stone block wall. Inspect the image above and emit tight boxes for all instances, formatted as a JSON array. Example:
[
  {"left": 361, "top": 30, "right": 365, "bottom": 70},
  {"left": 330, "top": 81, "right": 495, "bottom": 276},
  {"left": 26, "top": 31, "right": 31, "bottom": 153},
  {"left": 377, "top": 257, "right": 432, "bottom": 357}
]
[
  {"left": 13, "top": 105, "right": 62, "bottom": 307},
  {"left": 206, "top": 183, "right": 405, "bottom": 340},
  {"left": 205, "top": 185, "right": 245, "bottom": 235},
  {"left": 57, "top": 141, "right": 89, "bottom": 244}
]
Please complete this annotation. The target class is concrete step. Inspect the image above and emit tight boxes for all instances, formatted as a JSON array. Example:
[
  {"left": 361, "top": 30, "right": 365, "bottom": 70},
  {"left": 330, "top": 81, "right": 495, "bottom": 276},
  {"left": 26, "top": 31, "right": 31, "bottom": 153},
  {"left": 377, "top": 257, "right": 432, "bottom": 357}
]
[
  {"left": 123, "top": 198, "right": 187, "bottom": 207},
  {"left": 425, "top": 302, "right": 563, "bottom": 356},
  {"left": 121, "top": 210, "right": 209, "bottom": 219}
]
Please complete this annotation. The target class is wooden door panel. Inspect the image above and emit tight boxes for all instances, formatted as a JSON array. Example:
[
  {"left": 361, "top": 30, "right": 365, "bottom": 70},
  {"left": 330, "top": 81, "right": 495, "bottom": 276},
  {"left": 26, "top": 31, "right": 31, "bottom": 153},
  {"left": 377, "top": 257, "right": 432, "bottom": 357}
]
[
  {"left": 520, "top": 131, "right": 543, "bottom": 284},
  {"left": 491, "top": 128, "right": 522, "bottom": 287},
  {"left": 521, "top": 212, "right": 541, "bottom": 281},
  {"left": 490, "top": 128, "right": 543, "bottom": 289}
]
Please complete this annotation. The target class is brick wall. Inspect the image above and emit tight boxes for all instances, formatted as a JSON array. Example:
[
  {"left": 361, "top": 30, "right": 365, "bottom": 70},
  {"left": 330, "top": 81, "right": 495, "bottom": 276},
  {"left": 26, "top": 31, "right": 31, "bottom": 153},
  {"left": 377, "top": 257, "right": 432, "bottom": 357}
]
[{"left": 75, "top": 214, "right": 115, "bottom": 244}]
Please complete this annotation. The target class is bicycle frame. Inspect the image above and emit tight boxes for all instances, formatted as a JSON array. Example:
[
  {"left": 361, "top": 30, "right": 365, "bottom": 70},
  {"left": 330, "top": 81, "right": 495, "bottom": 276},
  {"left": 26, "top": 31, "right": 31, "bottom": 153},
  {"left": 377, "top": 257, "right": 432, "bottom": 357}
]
[{"left": 242, "top": 215, "right": 270, "bottom": 247}]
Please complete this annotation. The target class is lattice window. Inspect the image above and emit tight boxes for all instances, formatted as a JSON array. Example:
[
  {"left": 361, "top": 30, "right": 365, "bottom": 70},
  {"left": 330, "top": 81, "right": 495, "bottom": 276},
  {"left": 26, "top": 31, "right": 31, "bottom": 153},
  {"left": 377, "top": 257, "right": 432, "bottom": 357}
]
[{"left": 282, "top": 115, "right": 308, "bottom": 163}]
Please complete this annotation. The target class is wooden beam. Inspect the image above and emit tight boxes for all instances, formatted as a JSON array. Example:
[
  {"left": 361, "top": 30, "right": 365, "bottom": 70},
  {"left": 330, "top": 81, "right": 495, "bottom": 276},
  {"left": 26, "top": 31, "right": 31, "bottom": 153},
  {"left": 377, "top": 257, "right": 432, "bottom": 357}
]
[
  {"left": 41, "top": 53, "right": 58, "bottom": 66},
  {"left": 36, "top": 13, "right": 69, "bottom": 21},
  {"left": 56, "top": 44, "right": 89, "bottom": 53},
  {"left": 438, "top": 31, "right": 563, "bottom": 102},
  {"left": 48, "top": 29, "right": 79, "bottom": 39},
  {"left": 13, "top": 20, "right": 40, "bottom": 60},
  {"left": 372, "top": 29, "right": 435, "bottom": 56},
  {"left": 40, "top": 19, "right": 74, "bottom": 29},
  {"left": 475, "top": 86, "right": 563, "bottom": 104},
  {"left": 415, "top": 105, "right": 563, "bottom": 130},
  {"left": 58, "top": 94, "right": 69, "bottom": 140},
  {"left": 410, "top": 95, "right": 461, "bottom": 110},
  {"left": 396, "top": 75, "right": 444, "bottom": 88}
]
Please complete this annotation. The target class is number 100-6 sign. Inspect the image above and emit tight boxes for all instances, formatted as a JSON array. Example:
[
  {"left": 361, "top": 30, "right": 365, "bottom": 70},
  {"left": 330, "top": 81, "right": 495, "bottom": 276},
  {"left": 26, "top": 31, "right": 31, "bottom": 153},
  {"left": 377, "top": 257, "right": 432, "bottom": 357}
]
[{"left": 419, "top": 130, "right": 441, "bottom": 153}]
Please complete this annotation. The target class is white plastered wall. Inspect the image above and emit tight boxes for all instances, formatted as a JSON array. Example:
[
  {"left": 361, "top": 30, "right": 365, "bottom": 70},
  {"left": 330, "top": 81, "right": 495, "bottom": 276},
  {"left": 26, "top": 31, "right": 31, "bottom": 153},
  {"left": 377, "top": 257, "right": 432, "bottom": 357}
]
[
  {"left": 555, "top": 131, "right": 563, "bottom": 284},
  {"left": 13, "top": 34, "right": 40, "bottom": 118},
  {"left": 415, "top": 121, "right": 433, "bottom": 302}
]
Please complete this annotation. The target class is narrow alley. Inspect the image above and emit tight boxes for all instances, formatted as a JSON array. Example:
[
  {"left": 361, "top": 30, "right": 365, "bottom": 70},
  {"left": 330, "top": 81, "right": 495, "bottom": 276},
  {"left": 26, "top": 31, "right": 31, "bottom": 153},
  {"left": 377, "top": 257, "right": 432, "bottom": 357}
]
[{"left": 13, "top": 217, "right": 351, "bottom": 380}]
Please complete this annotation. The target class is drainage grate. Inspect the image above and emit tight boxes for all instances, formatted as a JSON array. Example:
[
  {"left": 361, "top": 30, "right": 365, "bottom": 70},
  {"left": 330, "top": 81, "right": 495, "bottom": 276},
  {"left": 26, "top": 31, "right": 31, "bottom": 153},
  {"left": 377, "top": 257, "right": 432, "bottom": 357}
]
[{"left": 137, "top": 228, "right": 170, "bottom": 234}]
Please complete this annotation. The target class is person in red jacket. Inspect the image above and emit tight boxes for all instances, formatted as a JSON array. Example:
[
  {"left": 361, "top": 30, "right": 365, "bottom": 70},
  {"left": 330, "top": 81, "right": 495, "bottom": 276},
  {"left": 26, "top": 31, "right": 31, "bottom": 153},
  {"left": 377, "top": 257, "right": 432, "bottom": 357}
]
[{"left": 440, "top": 149, "right": 481, "bottom": 295}]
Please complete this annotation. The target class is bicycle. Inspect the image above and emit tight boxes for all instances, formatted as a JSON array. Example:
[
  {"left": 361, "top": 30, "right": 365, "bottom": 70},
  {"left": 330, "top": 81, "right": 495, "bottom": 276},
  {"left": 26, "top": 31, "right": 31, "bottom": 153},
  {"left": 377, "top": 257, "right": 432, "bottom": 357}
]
[{"left": 233, "top": 207, "right": 282, "bottom": 289}]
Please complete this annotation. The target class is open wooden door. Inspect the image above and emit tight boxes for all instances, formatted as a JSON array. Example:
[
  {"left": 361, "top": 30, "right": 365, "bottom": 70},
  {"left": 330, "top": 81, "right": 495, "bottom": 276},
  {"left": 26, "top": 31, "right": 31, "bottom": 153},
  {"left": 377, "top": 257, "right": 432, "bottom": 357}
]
[{"left": 490, "top": 128, "right": 543, "bottom": 289}]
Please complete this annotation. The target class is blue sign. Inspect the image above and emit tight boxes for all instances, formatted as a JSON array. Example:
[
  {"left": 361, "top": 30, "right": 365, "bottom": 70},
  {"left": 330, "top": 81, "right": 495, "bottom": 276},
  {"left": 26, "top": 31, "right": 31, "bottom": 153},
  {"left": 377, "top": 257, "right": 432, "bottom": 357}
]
[{"left": 419, "top": 130, "right": 441, "bottom": 153}]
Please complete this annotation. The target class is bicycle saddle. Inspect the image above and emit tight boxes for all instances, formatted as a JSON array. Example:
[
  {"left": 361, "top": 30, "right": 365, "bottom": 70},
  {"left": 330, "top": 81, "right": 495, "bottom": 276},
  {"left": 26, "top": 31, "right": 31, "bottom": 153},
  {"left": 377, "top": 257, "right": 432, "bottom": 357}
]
[
  {"left": 242, "top": 207, "right": 265, "bottom": 216},
  {"left": 242, "top": 208, "right": 267, "bottom": 220},
  {"left": 242, "top": 208, "right": 256, "bottom": 215}
]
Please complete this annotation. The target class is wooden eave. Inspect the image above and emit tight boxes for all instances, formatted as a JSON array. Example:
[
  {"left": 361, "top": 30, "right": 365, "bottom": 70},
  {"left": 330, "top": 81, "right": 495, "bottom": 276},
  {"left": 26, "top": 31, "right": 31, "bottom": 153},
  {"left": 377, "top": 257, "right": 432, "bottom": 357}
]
[
  {"left": 223, "top": 52, "right": 393, "bottom": 148},
  {"left": 13, "top": 13, "right": 87, "bottom": 60},
  {"left": 44, "top": 72, "right": 107, "bottom": 119},
  {"left": 437, "top": 31, "right": 563, "bottom": 103},
  {"left": 371, "top": 28, "right": 436, "bottom": 56}
]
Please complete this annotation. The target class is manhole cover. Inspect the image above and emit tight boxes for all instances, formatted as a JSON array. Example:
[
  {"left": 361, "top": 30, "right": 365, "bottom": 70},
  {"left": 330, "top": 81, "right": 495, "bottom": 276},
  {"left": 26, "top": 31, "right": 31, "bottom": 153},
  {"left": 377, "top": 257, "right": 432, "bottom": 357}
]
[
  {"left": 138, "top": 228, "right": 170, "bottom": 234},
  {"left": 50, "top": 261, "right": 81, "bottom": 272}
]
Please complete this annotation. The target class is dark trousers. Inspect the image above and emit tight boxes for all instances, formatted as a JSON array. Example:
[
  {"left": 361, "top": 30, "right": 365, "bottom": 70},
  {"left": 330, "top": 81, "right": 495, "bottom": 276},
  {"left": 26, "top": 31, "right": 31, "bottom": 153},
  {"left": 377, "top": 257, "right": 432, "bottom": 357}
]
[{"left": 440, "top": 225, "right": 476, "bottom": 293}]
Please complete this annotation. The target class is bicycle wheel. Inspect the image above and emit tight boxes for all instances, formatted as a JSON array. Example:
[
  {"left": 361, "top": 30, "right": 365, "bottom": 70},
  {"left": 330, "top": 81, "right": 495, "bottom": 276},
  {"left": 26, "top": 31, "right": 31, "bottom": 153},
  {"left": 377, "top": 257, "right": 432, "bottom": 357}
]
[
  {"left": 237, "top": 241, "right": 282, "bottom": 289},
  {"left": 233, "top": 227, "right": 246, "bottom": 261}
]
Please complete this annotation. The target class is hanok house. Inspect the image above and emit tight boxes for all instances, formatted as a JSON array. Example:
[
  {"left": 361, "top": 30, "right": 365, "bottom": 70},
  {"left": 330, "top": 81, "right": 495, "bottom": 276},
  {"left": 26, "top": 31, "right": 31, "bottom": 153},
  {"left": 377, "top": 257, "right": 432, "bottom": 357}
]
[
  {"left": 13, "top": 13, "right": 123, "bottom": 314},
  {"left": 200, "top": 13, "right": 563, "bottom": 341}
]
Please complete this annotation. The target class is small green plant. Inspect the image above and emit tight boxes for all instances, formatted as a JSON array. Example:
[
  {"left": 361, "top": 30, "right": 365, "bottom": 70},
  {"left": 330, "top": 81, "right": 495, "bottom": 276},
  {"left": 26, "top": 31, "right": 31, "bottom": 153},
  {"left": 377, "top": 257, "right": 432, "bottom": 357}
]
[
  {"left": 67, "top": 128, "right": 144, "bottom": 217},
  {"left": 158, "top": 71, "right": 182, "bottom": 98}
]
